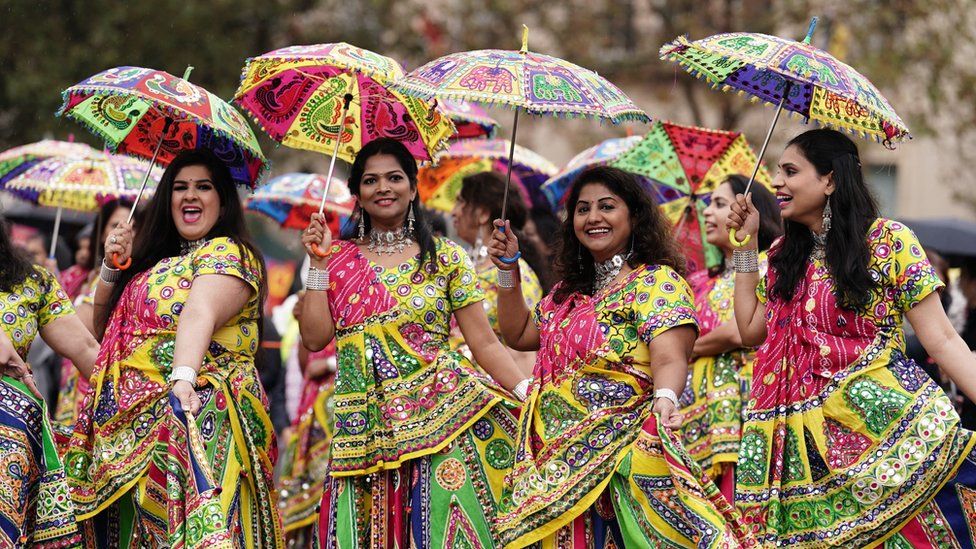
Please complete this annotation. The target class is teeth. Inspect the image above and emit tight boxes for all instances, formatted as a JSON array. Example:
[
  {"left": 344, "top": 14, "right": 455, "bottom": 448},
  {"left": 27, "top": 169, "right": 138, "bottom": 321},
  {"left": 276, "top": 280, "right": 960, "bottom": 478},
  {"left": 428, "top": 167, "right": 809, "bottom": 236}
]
[{"left": 586, "top": 228, "right": 609, "bottom": 234}]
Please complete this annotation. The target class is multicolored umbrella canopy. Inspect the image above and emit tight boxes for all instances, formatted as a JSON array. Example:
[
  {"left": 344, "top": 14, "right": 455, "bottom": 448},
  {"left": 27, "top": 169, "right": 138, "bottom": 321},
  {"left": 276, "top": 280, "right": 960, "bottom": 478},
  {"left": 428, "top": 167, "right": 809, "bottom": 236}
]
[
  {"left": 660, "top": 25, "right": 910, "bottom": 144},
  {"left": 418, "top": 138, "right": 556, "bottom": 214},
  {"left": 541, "top": 136, "right": 643, "bottom": 210},
  {"left": 543, "top": 121, "right": 773, "bottom": 272},
  {"left": 246, "top": 172, "right": 355, "bottom": 233},
  {"left": 57, "top": 66, "right": 267, "bottom": 187},
  {"left": 0, "top": 139, "right": 101, "bottom": 190},
  {"left": 234, "top": 43, "right": 455, "bottom": 163},
  {"left": 437, "top": 98, "right": 498, "bottom": 139}
]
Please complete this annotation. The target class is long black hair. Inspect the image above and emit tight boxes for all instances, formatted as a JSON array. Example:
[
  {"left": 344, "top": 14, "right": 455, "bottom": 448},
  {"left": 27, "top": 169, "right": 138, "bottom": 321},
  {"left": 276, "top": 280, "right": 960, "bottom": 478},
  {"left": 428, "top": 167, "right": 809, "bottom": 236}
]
[
  {"left": 341, "top": 137, "right": 437, "bottom": 273},
  {"left": 107, "top": 149, "right": 268, "bottom": 324},
  {"left": 458, "top": 171, "right": 552, "bottom": 292},
  {"left": 769, "top": 129, "right": 879, "bottom": 310},
  {"left": 553, "top": 166, "right": 686, "bottom": 303},
  {"left": 0, "top": 218, "right": 37, "bottom": 291},
  {"left": 82, "top": 198, "right": 137, "bottom": 271},
  {"left": 712, "top": 174, "right": 783, "bottom": 273}
]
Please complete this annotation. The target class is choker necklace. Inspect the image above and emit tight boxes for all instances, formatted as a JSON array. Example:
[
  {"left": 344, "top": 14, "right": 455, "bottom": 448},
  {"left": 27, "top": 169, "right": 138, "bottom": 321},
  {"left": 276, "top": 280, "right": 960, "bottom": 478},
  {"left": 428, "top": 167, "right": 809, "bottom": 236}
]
[
  {"left": 367, "top": 227, "right": 413, "bottom": 255},
  {"left": 811, "top": 230, "right": 827, "bottom": 261},
  {"left": 180, "top": 239, "right": 205, "bottom": 255},
  {"left": 594, "top": 253, "right": 631, "bottom": 293}
]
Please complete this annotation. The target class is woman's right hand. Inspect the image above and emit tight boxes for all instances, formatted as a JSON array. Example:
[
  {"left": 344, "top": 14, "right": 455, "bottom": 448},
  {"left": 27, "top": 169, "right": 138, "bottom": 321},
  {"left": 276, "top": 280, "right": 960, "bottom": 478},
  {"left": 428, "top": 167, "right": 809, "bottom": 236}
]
[
  {"left": 728, "top": 192, "right": 760, "bottom": 249},
  {"left": 302, "top": 213, "right": 332, "bottom": 267},
  {"left": 488, "top": 219, "right": 519, "bottom": 271},
  {"left": 104, "top": 222, "right": 134, "bottom": 267}
]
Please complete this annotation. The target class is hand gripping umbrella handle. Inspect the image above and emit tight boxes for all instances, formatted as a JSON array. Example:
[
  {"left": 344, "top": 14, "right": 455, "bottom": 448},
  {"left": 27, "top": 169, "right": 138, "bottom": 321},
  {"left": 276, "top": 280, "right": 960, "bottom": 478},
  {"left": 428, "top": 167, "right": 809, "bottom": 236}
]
[{"left": 312, "top": 88, "right": 355, "bottom": 258}]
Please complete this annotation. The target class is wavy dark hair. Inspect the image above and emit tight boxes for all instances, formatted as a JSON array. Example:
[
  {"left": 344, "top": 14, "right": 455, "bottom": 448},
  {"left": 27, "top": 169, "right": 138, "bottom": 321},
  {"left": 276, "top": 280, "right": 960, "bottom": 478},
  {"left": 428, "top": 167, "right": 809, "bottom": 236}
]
[
  {"left": 712, "top": 174, "right": 783, "bottom": 273},
  {"left": 82, "top": 198, "right": 137, "bottom": 271},
  {"left": 769, "top": 129, "right": 879, "bottom": 310},
  {"left": 106, "top": 149, "right": 268, "bottom": 326},
  {"left": 553, "top": 166, "right": 686, "bottom": 302},
  {"left": 0, "top": 218, "right": 37, "bottom": 291},
  {"left": 340, "top": 137, "right": 437, "bottom": 273},
  {"left": 458, "top": 171, "right": 552, "bottom": 292}
]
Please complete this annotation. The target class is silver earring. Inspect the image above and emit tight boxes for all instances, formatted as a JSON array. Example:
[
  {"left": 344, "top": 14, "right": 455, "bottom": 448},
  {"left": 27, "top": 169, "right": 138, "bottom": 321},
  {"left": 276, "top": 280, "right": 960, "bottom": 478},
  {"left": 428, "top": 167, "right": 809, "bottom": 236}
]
[
  {"left": 358, "top": 207, "right": 366, "bottom": 241},
  {"left": 406, "top": 202, "right": 415, "bottom": 236},
  {"left": 822, "top": 195, "right": 832, "bottom": 236}
]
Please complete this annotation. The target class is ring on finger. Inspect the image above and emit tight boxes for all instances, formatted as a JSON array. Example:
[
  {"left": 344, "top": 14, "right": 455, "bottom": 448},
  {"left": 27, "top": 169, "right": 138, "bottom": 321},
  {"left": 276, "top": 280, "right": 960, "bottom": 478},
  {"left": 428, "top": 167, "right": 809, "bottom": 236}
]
[{"left": 110, "top": 236, "right": 118, "bottom": 244}]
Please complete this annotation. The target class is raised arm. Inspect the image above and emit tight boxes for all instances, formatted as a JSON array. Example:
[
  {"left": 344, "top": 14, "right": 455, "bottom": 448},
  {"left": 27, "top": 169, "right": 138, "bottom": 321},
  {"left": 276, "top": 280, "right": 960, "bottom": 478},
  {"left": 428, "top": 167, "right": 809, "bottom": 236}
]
[
  {"left": 728, "top": 193, "right": 768, "bottom": 346},
  {"left": 298, "top": 213, "right": 336, "bottom": 351},
  {"left": 907, "top": 294, "right": 976, "bottom": 402},
  {"left": 92, "top": 221, "right": 135, "bottom": 339},
  {"left": 488, "top": 220, "right": 540, "bottom": 351}
]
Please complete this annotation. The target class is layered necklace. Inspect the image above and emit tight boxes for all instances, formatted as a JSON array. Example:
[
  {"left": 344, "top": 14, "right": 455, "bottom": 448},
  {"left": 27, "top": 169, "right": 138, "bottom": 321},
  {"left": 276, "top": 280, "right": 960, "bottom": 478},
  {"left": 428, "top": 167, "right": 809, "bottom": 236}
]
[
  {"left": 367, "top": 227, "right": 413, "bottom": 255},
  {"left": 810, "top": 230, "right": 827, "bottom": 261},
  {"left": 180, "top": 238, "right": 205, "bottom": 255},
  {"left": 594, "top": 252, "right": 631, "bottom": 293}
]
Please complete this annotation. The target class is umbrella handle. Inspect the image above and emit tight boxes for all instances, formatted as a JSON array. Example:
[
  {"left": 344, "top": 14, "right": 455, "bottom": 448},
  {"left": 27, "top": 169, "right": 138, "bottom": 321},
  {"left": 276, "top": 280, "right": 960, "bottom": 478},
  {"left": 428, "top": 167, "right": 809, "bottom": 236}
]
[
  {"left": 311, "top": 242, "right": 329, "bottom": 258},
  {"left": 310, "top": 83, "right": 354, "bottom": 259},
  {"left": 729, "top": 229, "right": 751, "bottom": 247}
]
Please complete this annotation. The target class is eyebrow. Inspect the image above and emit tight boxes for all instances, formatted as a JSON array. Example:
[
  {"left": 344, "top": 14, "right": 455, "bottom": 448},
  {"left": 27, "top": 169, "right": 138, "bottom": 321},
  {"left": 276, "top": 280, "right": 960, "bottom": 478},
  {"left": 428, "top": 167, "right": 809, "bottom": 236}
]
[
  {"left": 174, "top": 178, "right": 214, "bottom": 184},
  {"left": 362, "top": 170, "right": 405, "bottom": 178},
  {"left": 577, "top": 196, "right": 618, "bottom": 205},
  {"left": 777, "top": 162, "right": 797, "bottom": 170}
]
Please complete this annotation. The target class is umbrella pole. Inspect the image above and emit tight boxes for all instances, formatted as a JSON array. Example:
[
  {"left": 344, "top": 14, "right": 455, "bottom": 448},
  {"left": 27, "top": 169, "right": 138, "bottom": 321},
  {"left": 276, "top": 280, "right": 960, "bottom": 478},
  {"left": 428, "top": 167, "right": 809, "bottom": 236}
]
[
  {"left": 312, "top": 89, "right": 354, "bottom": 258},
  {"left": 498, "top": 107, "right": 522, "bottom": 264},
  {"left": 730, "top": 81, "right": 792, "bottom": 247},
  {"left": 48, "top": 206, "right": 63, "bottom": 259}
]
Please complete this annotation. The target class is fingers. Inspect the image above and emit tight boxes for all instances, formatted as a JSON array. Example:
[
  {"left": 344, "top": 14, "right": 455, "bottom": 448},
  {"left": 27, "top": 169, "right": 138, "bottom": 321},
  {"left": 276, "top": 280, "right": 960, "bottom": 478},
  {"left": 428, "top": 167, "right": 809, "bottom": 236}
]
[{"left": 22, "top": 374, "right": 43, "bottom": 400}]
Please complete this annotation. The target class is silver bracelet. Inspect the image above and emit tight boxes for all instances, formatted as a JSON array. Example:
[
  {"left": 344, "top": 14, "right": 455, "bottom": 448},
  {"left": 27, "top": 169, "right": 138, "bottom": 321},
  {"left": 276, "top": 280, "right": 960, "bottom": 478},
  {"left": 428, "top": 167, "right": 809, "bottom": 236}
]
[
  {"left": 496, "top": 268, "right": 516, "bottom": 289},
  {"left": 513, "top": 378, "right": 532, "bottom": 401},
  {"left": 732, "top": 248, "right": 759, "bottom": 273},
  {"left": 99, "top": 260, "right": 121, "bottom": 284},
  {"left": 168, "top": 365, "right": 198, "bottom": 385},
  {"left": 306, "top": 267, "right": 330, "bottom": 291},
  {"left": 654, "top": 388, "right": 679, "bottom": 407}
]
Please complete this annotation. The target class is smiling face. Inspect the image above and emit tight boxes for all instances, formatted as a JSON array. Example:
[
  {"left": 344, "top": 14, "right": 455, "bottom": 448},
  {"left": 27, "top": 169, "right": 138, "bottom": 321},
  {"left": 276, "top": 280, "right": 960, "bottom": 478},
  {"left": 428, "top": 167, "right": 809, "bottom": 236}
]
[
  {"left": 170, "top": 164, "right": 221, "bottom": 241},
  {"left": 573, "top": 182, "right": 631, "bottom": 262},
  {"left": 357, "top": 154, "right": 417, "bottom": 230},
  {"left": 772, "top": 145, "right": 834, "bottom": 229},
  {"left": 450, "top": 195, "right": 488, "bottom": 246},
  {"left": 702, "top": 182, "right": 737, "bottom": 250}
]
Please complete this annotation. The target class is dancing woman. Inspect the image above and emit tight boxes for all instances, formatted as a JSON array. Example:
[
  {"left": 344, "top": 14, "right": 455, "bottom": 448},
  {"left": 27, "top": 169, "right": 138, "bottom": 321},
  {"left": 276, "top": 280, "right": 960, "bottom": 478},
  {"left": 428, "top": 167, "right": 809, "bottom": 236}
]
[
  {"left": 66, "top": 149, "right": 284, "bottom": 547},
  {"left": 728, "top": 128, "right": 976, "bottom": 547},
  {"left": 300, "top": 138, "right": 531, "bottom": 548},
  {"left": 490, "top": 166, "right": 752, "bottom": 548},
  {"left": 0, "top": 219, "right": 98, "bottom": 547},
  {"left": 678, "top": 175, "right": 782, "bottom": 498}
]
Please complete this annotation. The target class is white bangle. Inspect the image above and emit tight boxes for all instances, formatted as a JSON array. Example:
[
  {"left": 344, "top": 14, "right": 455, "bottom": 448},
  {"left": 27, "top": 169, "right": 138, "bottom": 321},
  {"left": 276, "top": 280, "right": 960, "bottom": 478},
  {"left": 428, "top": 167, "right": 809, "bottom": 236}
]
[
  {"left": 99, "top": 260, "right": 121, "bottom": 284},
  {"left": 654, "top": 388, "right": 679, "bottom": 407},
  {"left": 306, "top": 267, "right": 330, "bottom": 291},
  {"left": 512, "top": 378, "right": 532, "bottom": 401},
  {"left": 168, "top": 365, "right": 198, "bottom": 385},
  {"left": 497, "top": 268, "right": 516, "bottom": 289}
]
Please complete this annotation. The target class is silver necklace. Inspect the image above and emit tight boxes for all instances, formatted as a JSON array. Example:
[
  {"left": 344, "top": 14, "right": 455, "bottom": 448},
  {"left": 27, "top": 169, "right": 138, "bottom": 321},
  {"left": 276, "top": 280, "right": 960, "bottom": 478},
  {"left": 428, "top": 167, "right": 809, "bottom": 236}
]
[
  {"left": 180, "top": 238, "right": 205, "bottom": 255},
  {"left": 367, "top": 227, "right": 413, "bottom": 255},
  {"left": 811, "top": 230, "right": 827, "bottom": 261},
  {"left": 594, "top": 253, "right": 630, "bottom": 293}
]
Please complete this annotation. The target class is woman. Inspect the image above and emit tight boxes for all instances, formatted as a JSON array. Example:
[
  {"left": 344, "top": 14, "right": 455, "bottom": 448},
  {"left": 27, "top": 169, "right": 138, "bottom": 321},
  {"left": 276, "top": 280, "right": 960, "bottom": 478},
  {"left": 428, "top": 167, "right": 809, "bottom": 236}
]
[
  {"left": 489, "top": 166, "right": 752, "bottom": 548},
  {"left": 679, "top": 175, "right": 782, "bottom": 499},
  {"left": 0, "top": 218, "right": 98, "bottom": 547},
  {"left": 65, "top": 150, "right": 284, "bottom": 547},
  {"left": 728, "top": 128, "right": 976, "bottom": 547},
  {"left": 54, "top": 198, "right": 135, "bottom": 443},
  {"left": 450, "top": 171, "right": 549, "bottom": 370},
  {"left": 299, "top": 138, "right": 532, "bottom": 548}
]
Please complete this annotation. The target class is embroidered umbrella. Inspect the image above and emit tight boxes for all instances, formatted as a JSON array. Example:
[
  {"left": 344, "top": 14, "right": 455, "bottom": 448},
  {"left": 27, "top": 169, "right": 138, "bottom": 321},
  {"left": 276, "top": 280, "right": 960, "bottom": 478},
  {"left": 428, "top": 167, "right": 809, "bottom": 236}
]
[
  {"left": 395, "top": 26, "right": 650, "bottom": 263},
  {"left": 542, "top": 121, "right": 772, "bottom": 272},
  {"left": 417, "top": 138, "right": 556, "bottom": 214},
  {"left": 0, "top": 139, "right": 100, "bottom": 189},
  {"left": 660, "top": 17, "right": 909, "bottom": 245},
  {"left": 234, "top": 42, "right": 456, "bottom": 257},
  {"left": 245, "top": 172, "right": 355, "bottom": 234},
  {"left": 58, "top": 65, "right": 268, "bottom": 267},
  {"left": 540, "top": 136, "right": 643, "bottom": 210},
  {"left": 437, "top": 98, "right": 499, "bottom": 139}
]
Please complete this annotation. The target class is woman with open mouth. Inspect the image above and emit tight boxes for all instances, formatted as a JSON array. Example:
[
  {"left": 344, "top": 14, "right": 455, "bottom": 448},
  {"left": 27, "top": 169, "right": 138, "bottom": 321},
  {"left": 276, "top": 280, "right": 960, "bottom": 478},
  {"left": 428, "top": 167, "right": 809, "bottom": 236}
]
[
  {"left": 728, "top": 128, "right": 976, "bottom": 547},
  {"left": 299, "top": 137, "right": 532, "bottom": 548},
  {"left": 489, "top": 166, "right": 753, "bottom": 548},
  {"left": 67, "top": 149, "right": 284, "bottom": 547},
  {"left": 678, "top": 174, "right": 782, "bottom": 502}
]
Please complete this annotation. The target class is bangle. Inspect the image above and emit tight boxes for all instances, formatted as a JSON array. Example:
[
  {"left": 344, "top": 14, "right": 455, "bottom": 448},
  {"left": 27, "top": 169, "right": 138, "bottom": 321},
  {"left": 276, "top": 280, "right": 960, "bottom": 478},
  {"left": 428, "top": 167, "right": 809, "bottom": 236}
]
[
  {"left": 654, "top": 388, "right": 679, "bottom": 407},
  {"left": 306, "top": 267, "right": 330, "bottom": 291},
  {"left": 168, "top": 365, "right": 198, "bottom": 385},
  {"left": 99, "top": 260, "right": 121, "bottom": 284},
  {"left": 732, "top": 248, "right": 759, "bottom": 273},
  {"left": 513, "top": 378, "right": 532, "bottom": 401},
  {"left": 497, "top": 268, "right": 517, "bottom": 289}
]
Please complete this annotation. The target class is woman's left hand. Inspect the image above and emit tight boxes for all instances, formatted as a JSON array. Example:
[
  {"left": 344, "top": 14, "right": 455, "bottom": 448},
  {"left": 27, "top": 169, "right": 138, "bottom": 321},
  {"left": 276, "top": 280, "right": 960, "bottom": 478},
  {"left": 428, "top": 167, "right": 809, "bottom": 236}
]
[
  {"left": 0, "top": 333, "right": 42, "bottom": 399},
  {"left": 173, "top": 379, "right": 202, "bottom": 415},
  {"left": 652, "top": 397, "right": 683, "bottom": 429}
]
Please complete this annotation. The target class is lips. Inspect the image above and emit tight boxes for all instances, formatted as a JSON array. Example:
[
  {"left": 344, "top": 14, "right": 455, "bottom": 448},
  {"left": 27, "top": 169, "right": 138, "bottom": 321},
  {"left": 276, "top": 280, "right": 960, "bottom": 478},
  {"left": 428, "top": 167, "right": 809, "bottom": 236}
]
[
  {"left": 182, "top": 206, "right": 202, "bottom": 223},
  {"left": 584, "top": 227, "right": 611, "bottom": 238},
  {"left": 775, "top": 193, "right": 793, "bottom": 207},
  {"left": 374, "top": 197, "right": 395, "bottom": 207}
]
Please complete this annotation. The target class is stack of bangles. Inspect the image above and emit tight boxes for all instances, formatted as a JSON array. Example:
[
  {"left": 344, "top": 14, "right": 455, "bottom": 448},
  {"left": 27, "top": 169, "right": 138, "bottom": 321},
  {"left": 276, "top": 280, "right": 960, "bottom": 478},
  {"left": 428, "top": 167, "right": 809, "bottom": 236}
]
[
  {"left": 496, "top": 251, "right": 521, "bottom": 289},
  {"left": 732, "top": 248, "right": 759, "bottom": 273},
  {"left": 100, "top": 260, "right": 121, "bottom": 284},
  {"left": 306, "top": 267, "right": 329, "bottom": 291}
]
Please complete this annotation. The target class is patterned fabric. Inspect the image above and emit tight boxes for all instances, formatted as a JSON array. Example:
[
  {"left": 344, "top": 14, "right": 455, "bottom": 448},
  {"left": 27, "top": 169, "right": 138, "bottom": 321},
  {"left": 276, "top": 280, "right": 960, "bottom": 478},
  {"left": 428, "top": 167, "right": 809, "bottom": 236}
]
[
  {"left": 0, "top": 267, "right": 81, "bottom": 547},
  {"left": 65, "top": 237, "right": 284, "bottom": 548},
  {"left": 496, "top": 264, "right": 754, "bottom": 548},
  {"left": 679, "top": 258, "right": 765, "bottom": 479},
  {"left": 314, "top": 237, "right": 519, "bottom": 547},
  {"left": 739, "top": 218, "right": 976, "bottom": 547}
]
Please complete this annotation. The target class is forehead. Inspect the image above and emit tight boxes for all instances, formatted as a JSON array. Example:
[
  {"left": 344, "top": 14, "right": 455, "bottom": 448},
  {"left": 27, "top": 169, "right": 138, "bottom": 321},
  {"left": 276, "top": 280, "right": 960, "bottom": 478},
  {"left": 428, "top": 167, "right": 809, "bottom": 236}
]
[
  {"left": 779, "top": 145, "right": 811, "bottom": 166},
  {"left": 711, "top": 182, "right": 736, "bottom": 200},
  {"left": 576, "top": 182, "right": 618, "bottom": 202},
  {"left": 363, "top": 154, "right": 405, "bottom": 174},
  {"left": 174, "top": 164, "right": 213, "bottom": 181}
]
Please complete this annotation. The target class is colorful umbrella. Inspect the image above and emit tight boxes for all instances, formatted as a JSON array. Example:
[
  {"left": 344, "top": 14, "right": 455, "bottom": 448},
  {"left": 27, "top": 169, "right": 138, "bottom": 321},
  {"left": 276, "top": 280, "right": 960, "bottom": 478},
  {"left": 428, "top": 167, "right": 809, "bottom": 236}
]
[
  {"left": 540, "top": 136, "right": 643, "bottom": 210},
  {"left": 436, "top": 98, "right": 499, "bottom": 139},
  {"left": 395, "top": 26, "right": 650, "bottom": 243},
  {"left": 0, "top": 139, "right": 101, "bottom": 189},
  {"left": 660, "top": 17, "right": 909, "bottom": 245},
  {"left": 234, "top": 43, "right": 456, "bottom": 257},
  {"left": 542, "top": 121, "right": 773, "bottom": 272},
  {"left": 58, "top": 65, "right": 267, "bottom": 267},
  {"left": 246, "top": 172, "right": 355, "bottom": 234},
  {"left": 418, "top": 138, "right": 556, "bottom": 214}
]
